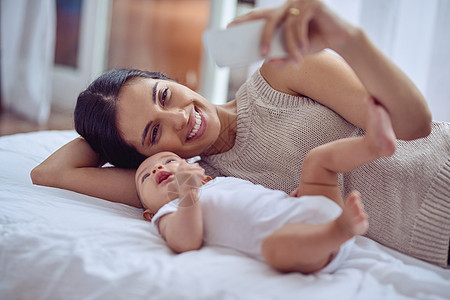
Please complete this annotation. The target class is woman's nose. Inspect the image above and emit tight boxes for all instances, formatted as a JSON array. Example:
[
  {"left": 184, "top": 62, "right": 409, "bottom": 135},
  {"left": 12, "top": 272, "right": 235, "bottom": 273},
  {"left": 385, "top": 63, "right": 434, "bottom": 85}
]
[{"left": 165, "top": 108, "right": 187, "bottom": 131}]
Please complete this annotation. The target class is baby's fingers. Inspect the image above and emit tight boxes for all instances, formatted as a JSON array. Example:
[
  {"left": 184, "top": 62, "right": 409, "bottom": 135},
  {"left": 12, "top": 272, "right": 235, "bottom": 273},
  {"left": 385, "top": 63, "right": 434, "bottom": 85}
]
[{"left": 289, "top": 187, "right": 299, "bottom": 197}]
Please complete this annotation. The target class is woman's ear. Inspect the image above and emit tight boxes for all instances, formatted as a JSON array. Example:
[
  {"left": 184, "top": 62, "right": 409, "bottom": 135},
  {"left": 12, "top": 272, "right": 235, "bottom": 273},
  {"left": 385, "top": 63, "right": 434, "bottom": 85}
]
[{"left": 143, "top": 209, "right": 155, "bottom": 222}]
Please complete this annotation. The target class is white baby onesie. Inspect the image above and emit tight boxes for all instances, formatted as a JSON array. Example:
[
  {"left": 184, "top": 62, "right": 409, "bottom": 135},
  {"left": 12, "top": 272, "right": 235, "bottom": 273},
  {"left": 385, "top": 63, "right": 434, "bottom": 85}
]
[{"left": 152, "top": 177, "right": 353, "bottom": 273}]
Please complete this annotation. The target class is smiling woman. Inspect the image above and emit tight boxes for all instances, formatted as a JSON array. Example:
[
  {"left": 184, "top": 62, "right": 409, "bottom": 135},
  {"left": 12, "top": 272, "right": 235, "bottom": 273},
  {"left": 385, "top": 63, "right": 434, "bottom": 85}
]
[
  {"left": 74, "top": 69, "right": 172, "bottom": 168},
  {"left": 74, "top": 68, "right": 232, "bottom": 169}
]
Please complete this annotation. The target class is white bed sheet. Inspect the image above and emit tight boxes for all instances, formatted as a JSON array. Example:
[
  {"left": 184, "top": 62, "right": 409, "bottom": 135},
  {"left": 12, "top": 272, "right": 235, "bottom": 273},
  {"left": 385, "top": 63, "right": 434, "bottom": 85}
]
[{"left": 0, "top": 130, "right": 449, "bottom": 300}]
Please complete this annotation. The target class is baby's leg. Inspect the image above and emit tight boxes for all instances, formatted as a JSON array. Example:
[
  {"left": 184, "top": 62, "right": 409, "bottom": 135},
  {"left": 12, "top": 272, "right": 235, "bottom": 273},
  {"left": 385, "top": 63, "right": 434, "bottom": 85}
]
[
  {"left": 297, "top": 97, "right": 396, "bottom": 206},
  {"left": 261, "top": 191, "right": 368, "bottom": 274}
]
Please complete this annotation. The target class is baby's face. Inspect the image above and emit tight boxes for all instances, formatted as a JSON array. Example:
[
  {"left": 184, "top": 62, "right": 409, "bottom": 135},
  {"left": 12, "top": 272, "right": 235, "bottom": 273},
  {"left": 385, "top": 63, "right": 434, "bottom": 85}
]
[{"left": 135, "top": 152, "right": 185, "bottom": 212}]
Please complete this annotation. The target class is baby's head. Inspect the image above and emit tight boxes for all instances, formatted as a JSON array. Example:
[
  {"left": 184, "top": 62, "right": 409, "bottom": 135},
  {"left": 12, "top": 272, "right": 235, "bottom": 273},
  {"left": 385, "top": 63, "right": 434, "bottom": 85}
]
[{"left": 136, "top": 151, "right": 187, "bottom": 221}]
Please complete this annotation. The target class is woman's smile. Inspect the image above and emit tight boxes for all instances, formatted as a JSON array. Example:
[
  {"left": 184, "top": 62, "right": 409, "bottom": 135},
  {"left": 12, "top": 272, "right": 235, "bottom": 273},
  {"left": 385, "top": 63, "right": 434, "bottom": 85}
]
[{"left": 186, "top": 107, "right": 206, "bottom": 142}]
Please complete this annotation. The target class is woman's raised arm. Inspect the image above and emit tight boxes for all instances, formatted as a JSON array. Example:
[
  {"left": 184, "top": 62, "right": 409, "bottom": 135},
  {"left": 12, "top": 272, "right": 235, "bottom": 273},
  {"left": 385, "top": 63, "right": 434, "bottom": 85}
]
[
  {"left": 31, "top": 137, "right": 142, "bottom": 208},
  {"left": 238, "top": 0, "right": 432, "bottom": 140}
]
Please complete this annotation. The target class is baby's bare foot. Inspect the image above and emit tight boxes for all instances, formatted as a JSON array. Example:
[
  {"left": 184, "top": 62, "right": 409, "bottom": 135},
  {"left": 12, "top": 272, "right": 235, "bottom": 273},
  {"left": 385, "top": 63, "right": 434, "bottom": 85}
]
[
  {"left": 365, "top": 96, "right": 397, "bottom": 157},
  {"left": 337, "top": 191, "right": 369, "bottom": 237}
]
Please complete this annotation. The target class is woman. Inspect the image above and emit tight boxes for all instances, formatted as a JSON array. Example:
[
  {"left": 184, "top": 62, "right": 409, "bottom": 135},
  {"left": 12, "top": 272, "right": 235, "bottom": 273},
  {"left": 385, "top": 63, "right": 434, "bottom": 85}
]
[{"left": 32, "top": 0, "right": 449, "bottom": 267}]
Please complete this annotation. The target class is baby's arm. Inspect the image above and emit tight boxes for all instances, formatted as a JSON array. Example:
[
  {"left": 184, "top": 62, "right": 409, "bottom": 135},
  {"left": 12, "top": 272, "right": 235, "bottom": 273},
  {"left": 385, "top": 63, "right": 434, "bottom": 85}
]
[
  {"left": 158, "top": 162, "right": 204, "bottom": 253},
  {"left": 292, "top": 97, "right": 396, "bottom": 205}
]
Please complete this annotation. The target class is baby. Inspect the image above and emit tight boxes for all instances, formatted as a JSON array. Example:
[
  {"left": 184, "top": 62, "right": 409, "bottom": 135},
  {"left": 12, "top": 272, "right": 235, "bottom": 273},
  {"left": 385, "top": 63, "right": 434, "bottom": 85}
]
[{"left": 136, "top": 97, "right": 396, "bottom": 274}]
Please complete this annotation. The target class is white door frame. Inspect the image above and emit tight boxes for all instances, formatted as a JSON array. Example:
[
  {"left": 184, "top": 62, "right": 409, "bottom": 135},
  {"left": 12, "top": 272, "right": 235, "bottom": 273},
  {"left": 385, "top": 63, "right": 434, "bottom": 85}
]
[
  {"left": 199, "top": 0, "right": 237, "bottom": 105},
  {"left": 52, "top": 0, "right": 111, "bottom": 110}
]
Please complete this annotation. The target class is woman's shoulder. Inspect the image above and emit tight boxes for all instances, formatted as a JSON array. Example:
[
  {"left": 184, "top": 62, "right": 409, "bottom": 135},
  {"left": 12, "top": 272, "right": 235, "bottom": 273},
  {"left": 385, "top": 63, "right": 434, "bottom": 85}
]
[{"left": 236, "top": 67, "right": 315, "bottom": 109}]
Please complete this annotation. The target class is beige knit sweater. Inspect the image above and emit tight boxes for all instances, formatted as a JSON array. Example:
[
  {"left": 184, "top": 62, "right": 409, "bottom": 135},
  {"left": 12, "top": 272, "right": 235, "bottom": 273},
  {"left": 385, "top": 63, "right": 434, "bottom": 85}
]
[{"left": 200, "top": 70, "right": 450, "bottom": 267}]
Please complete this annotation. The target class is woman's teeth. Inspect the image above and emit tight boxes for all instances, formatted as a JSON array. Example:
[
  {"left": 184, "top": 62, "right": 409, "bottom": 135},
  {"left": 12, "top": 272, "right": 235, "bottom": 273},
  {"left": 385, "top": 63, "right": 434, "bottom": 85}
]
[{"left": 188, "top": 110, "right": 202, "bottom": 139}]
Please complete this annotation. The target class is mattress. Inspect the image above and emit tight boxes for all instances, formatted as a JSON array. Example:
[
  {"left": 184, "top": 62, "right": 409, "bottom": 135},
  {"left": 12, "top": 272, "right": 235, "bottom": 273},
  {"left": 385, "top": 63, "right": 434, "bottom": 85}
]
[{"left": 0, "top": 130, "right": 449, "bottom": 299}]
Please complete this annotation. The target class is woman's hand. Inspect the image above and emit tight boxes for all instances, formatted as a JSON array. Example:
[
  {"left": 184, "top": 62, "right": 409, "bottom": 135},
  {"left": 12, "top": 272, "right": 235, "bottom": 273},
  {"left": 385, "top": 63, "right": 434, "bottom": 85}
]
[
  {"left": 244, "top": 1, "right": 431, "bottom": 140},
  {"left": 230, "top": 0, "right": 356, "bottom": 63}
]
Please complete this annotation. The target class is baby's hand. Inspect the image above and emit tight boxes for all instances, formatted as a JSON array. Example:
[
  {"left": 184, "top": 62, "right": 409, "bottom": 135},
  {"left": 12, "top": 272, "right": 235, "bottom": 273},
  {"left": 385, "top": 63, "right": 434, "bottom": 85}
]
[
  {"left": 289, "top": 187, "right": 299, "bottom": 197},
  {"left": 169, "top": 161, "right": 206, "bottom": 207},
  {"left": 174, "top": 161, "right": 205, "bottom": 190}
]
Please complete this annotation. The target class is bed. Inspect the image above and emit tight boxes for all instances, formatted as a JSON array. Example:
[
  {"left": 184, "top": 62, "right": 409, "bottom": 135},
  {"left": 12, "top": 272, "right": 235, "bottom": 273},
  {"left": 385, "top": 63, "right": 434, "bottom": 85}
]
[{"left": 1, "top": 130, "right": 449, "bottom": 300}]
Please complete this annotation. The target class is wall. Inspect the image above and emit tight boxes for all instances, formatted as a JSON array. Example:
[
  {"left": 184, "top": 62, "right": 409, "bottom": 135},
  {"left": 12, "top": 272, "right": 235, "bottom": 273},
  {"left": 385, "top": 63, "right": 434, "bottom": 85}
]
[{"left": 108, "top": 0, "right": 210, "bottom": 92}]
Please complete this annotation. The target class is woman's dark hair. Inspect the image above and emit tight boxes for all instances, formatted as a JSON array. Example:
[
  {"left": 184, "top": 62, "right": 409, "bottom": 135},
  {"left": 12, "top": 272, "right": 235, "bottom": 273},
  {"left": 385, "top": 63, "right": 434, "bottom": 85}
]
[{"left": 74, "top": 68, "right": 172, "bottom": 168}]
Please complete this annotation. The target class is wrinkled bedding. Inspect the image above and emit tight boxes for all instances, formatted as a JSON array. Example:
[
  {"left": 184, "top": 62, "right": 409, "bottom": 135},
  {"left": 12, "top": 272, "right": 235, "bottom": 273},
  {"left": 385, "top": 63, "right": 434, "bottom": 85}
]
[{"left": 0, "top": 130, "right": 449, "bottom": 300}]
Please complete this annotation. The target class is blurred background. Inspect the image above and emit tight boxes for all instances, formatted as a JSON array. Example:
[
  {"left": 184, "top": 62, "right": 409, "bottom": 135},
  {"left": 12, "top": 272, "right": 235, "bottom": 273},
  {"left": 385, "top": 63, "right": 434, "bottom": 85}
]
[{"left": 1, "top": 0, "right": 449, "bottom": 136}]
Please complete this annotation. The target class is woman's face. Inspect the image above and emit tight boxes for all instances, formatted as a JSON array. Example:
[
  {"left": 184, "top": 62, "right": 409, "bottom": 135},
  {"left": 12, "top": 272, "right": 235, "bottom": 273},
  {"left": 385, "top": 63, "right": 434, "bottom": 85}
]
[{"left": 116, "top": 78, "right": 221, "bottom": 158}]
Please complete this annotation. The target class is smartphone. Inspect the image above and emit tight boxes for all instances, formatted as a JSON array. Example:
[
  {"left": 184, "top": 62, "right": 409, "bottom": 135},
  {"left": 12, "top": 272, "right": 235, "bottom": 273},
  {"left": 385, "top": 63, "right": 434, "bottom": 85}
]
[{"left": 203, "top": 19, "right": 287, "bottom": 68}]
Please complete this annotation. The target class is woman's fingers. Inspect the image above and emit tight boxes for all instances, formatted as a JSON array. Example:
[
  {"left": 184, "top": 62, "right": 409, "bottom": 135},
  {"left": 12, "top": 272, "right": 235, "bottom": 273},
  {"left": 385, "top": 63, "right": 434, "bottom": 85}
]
[
  {"left": 297, "top": 6, "right": 313, "bottom": 54},
  {"left": 263, "top": 0, "right": 315, "bottom": 63},
  {"left": 283, "top": 14, "right": 302, "bottom": 63},
  {"left": 259, "top": 8, "right": 285, "bottom": 56},
  {"left": 228, "top": 0, "right": 339, "bottom": 61},
  {"left": 228, "top": 8, "right": 270, "bottom": 27},
  {"left": 284, "top": 1, "right": 319, "bottom": 58}
]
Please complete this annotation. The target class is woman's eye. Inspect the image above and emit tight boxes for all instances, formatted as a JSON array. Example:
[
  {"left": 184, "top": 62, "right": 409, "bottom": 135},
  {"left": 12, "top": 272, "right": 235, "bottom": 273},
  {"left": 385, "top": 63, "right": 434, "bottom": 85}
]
[
  {"left": 160, "top": 88, "right": 168, "bottom": 106},
  {"left": 142, "top": 173, "right": 150, "bottom": 183},
  {"left": 151, "top": 125, "right": 159, "bottom": 143}
]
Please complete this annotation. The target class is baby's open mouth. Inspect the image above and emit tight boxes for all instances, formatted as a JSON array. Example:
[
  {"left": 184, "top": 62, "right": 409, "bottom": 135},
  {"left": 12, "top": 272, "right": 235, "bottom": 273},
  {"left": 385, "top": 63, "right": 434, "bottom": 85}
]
[{"left": 156, "top": 171, "right": 173, "bottom": 184}]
